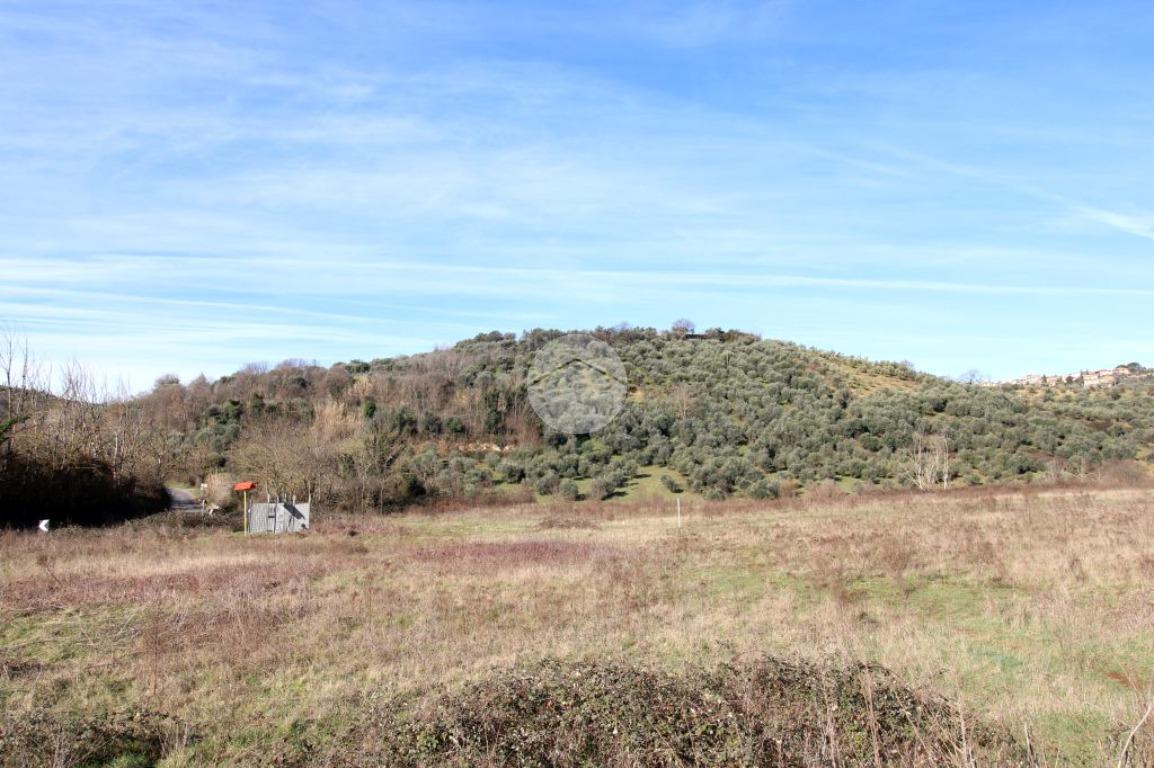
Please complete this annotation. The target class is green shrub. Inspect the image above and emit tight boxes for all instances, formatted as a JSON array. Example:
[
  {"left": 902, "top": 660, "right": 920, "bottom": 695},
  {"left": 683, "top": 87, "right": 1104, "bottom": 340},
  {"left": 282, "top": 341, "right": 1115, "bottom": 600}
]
[
  {"left": 557, "top": 478, "right": 579, "bottom": 501},
  {"left": 374, "top": 657, "right": 1023, "bottom": 767},
  {"left": 748, "top": 478, "right": 778, "bottom": 500}
]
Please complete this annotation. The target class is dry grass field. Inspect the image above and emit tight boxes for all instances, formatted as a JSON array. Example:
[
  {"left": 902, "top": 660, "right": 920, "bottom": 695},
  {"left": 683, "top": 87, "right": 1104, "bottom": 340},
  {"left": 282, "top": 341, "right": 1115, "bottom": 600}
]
[{"left": 2, "top": 487, "right": 1153, "bottom": 766}]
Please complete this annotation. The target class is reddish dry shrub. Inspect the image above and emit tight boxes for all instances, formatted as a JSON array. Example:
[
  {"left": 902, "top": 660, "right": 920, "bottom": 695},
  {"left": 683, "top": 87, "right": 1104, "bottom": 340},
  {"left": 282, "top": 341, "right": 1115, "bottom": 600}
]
[
  {"left": 0, "top": 556, "right": 328, "bottom": 611},
  {"left": 411, "top": 540, "right": 623, "bottom": 570},
  {"left": 535, "top": 515, "right": 601, "bottom": 531},
  {"left": 1094, "top": 460, "right": 1153, "bottom": 488}
]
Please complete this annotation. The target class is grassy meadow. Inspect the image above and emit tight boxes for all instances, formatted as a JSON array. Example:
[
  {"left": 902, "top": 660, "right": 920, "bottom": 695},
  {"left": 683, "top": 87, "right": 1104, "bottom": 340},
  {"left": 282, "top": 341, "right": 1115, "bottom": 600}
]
[{"left": 2, "top": 487, "right": 1153, "bottom": 766}]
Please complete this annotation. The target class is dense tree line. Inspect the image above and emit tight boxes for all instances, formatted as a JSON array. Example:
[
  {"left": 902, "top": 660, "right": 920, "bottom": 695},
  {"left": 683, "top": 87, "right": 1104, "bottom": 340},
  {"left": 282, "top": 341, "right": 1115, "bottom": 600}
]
[{"left": 128, "top": 327, "right": 1154, "bottom": 512}]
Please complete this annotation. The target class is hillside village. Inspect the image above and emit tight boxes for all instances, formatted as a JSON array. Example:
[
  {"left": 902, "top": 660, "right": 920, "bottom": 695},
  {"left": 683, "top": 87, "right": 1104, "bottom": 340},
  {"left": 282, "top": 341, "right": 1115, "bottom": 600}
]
[{"left": 994, "top": 363, "right": 1150, "bottom": 389}]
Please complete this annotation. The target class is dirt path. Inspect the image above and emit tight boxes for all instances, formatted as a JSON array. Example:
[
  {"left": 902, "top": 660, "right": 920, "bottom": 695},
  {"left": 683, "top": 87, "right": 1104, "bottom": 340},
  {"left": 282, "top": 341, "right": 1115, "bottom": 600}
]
[{"left": 167, "top": 486, "right": 200, "bottom": 512}]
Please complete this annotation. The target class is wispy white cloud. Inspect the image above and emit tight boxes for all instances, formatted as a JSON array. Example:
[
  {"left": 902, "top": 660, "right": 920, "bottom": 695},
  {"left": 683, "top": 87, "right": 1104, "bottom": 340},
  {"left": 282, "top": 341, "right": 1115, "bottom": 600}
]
[
  {"left": 2, "top": 0, "right": 1152, "bottom": 385},
  {"left": 645, "top": 0, "right": 788, "bottom": 47},
  {"left": 862, "top": 142, "right": 1154, "bottom": 246},
  {"left": 6, "top": 254, "right": 1151, "bottom": 302},
  {"left": 1075, "top": 207, "right": 1154, "bottom": 242}
]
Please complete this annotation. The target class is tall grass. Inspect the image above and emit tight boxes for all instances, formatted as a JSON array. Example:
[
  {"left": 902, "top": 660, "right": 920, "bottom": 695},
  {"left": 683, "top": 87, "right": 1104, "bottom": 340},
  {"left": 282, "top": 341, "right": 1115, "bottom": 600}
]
[{"left": 2, "top": 486, "right": 1153, "bottom": 766}]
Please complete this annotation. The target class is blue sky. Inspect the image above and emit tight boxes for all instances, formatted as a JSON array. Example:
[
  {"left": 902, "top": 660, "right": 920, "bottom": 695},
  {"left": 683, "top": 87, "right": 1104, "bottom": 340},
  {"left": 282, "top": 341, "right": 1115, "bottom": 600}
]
[{"left": 2, "top": 0, "right": 1153, "bottom": 390}]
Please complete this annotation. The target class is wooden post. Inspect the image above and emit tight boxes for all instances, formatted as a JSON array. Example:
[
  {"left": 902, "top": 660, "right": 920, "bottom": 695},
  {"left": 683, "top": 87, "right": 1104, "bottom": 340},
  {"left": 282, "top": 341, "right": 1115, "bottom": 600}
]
[{"left": 243, "top": 489, "right": 248, "bottom": 534}]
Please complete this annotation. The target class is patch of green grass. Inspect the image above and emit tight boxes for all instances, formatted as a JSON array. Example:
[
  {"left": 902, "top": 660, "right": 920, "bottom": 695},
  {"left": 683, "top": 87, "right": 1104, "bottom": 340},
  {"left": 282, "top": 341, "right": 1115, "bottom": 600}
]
[
  {"left": 1031, "top": 710, "right": 1117, "bottom": 768},
  {"left": 535, "top": 466, "right": 703, "bottom": 503},
  {"left": 391, "top": 515, "right": 527, "bottom": 540},
  {"left": 835, "top": 476, "right": 862, "bottom": 492},
  {"left": 1, "top": 606, "right": 141, "bottom": 666},
  {"left": 970, "top": 647, "right": 1025, "bottom": 675},
  {"left": 80, "top": 753, "right": 152, "bottom": 768},
  {"left": 613, "top": 466, "right": 702, "bottom": 502},
  {"left": 690, "top": 563, "right": 767, "bottom": 600}
]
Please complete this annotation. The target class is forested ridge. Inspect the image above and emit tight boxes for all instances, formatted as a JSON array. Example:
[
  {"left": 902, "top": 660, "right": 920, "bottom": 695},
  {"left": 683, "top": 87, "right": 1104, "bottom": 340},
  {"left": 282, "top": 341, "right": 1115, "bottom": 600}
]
[
  {"left": 117, "top": 326, "right": 1154, "bottom": 513},
  {"left": 3, "top": 327, "right": 1151, "bottom": 526}
]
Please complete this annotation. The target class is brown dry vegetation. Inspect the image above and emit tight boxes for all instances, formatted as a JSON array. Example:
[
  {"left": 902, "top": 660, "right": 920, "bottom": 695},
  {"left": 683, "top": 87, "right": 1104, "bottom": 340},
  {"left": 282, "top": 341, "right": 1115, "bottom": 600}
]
[
  {"left": 0, "top": 345, "right": 172, "bottom": 529},
  {"left": 1, "top": 487, "right": 1153, "bottom": 766}
]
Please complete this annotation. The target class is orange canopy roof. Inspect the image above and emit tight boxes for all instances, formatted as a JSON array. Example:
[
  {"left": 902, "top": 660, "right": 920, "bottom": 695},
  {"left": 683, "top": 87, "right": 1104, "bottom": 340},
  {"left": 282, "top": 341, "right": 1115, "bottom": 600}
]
[{"left": 233, "top": 481, "right": 256, "bottom": 492}]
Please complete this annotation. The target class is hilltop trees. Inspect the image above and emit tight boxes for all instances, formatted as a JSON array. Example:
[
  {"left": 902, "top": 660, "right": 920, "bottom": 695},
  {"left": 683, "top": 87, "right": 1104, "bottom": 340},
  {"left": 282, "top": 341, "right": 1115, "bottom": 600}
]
[
  {"left": 21, "top": 326, "right": 1152, "bottom": 526},
  {"left": 117, "top": 328, "right": 1154, "bottom": 512}
]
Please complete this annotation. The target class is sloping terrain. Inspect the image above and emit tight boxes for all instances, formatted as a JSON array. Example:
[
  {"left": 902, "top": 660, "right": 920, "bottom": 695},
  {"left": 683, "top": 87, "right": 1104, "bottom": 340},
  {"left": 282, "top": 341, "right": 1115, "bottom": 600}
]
[{"left": 134, "top": 327, "right": 1154, "bottom": 512}]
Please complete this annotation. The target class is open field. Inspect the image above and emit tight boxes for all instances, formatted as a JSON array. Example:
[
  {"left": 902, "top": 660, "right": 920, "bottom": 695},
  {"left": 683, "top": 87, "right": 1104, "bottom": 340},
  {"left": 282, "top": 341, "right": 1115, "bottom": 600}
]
[{"left": 2, "top": 487, "right": 1153, "bottom": 766}]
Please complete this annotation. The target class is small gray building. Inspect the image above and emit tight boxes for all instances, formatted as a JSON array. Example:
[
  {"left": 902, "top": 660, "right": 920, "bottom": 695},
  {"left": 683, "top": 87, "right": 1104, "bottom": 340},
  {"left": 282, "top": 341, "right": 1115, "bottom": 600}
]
[{"left": 247, "top": 501, "right": 310, "bottom": 534}]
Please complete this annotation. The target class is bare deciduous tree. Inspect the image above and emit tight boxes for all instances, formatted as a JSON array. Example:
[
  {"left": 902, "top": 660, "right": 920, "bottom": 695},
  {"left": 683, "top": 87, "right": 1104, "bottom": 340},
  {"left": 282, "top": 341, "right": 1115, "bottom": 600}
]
[
  {"left": 909, "top": 432, "right": 951, "bottom": 491},
  {"left": 1, "top": 341, "right": 170, "bottom": 527},
  {"left": 229, "top": 419, "right": 316, "bottom": 500},
  {"left": 960, "top": 369, "right": 987, "bottom": 385},
  {"left": 669, "top": 382, "right": 696, "bottom": 420},
  {"left": 1, "top": 331, "right": 45, "bottom": 426}
]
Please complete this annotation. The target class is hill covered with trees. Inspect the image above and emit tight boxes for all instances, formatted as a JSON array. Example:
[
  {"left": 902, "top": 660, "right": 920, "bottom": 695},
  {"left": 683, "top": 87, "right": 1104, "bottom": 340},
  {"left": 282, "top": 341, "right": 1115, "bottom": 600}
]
[{"left": 128, "top": 326, "right": 1154, "bottom": 514}]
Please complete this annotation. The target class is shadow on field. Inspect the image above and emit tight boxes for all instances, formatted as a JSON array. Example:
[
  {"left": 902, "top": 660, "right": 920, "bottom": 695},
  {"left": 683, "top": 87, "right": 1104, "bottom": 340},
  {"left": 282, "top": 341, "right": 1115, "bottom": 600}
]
[{"left": 0, "top": 710, "right": 185, "bottom": 768}]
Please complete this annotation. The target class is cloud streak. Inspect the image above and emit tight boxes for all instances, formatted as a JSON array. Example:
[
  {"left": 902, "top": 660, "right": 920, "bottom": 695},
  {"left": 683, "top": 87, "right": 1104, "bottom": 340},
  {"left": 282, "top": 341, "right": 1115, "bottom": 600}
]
[{"left": 2, "top": 0, "right": 1153, "bottom": 385}]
